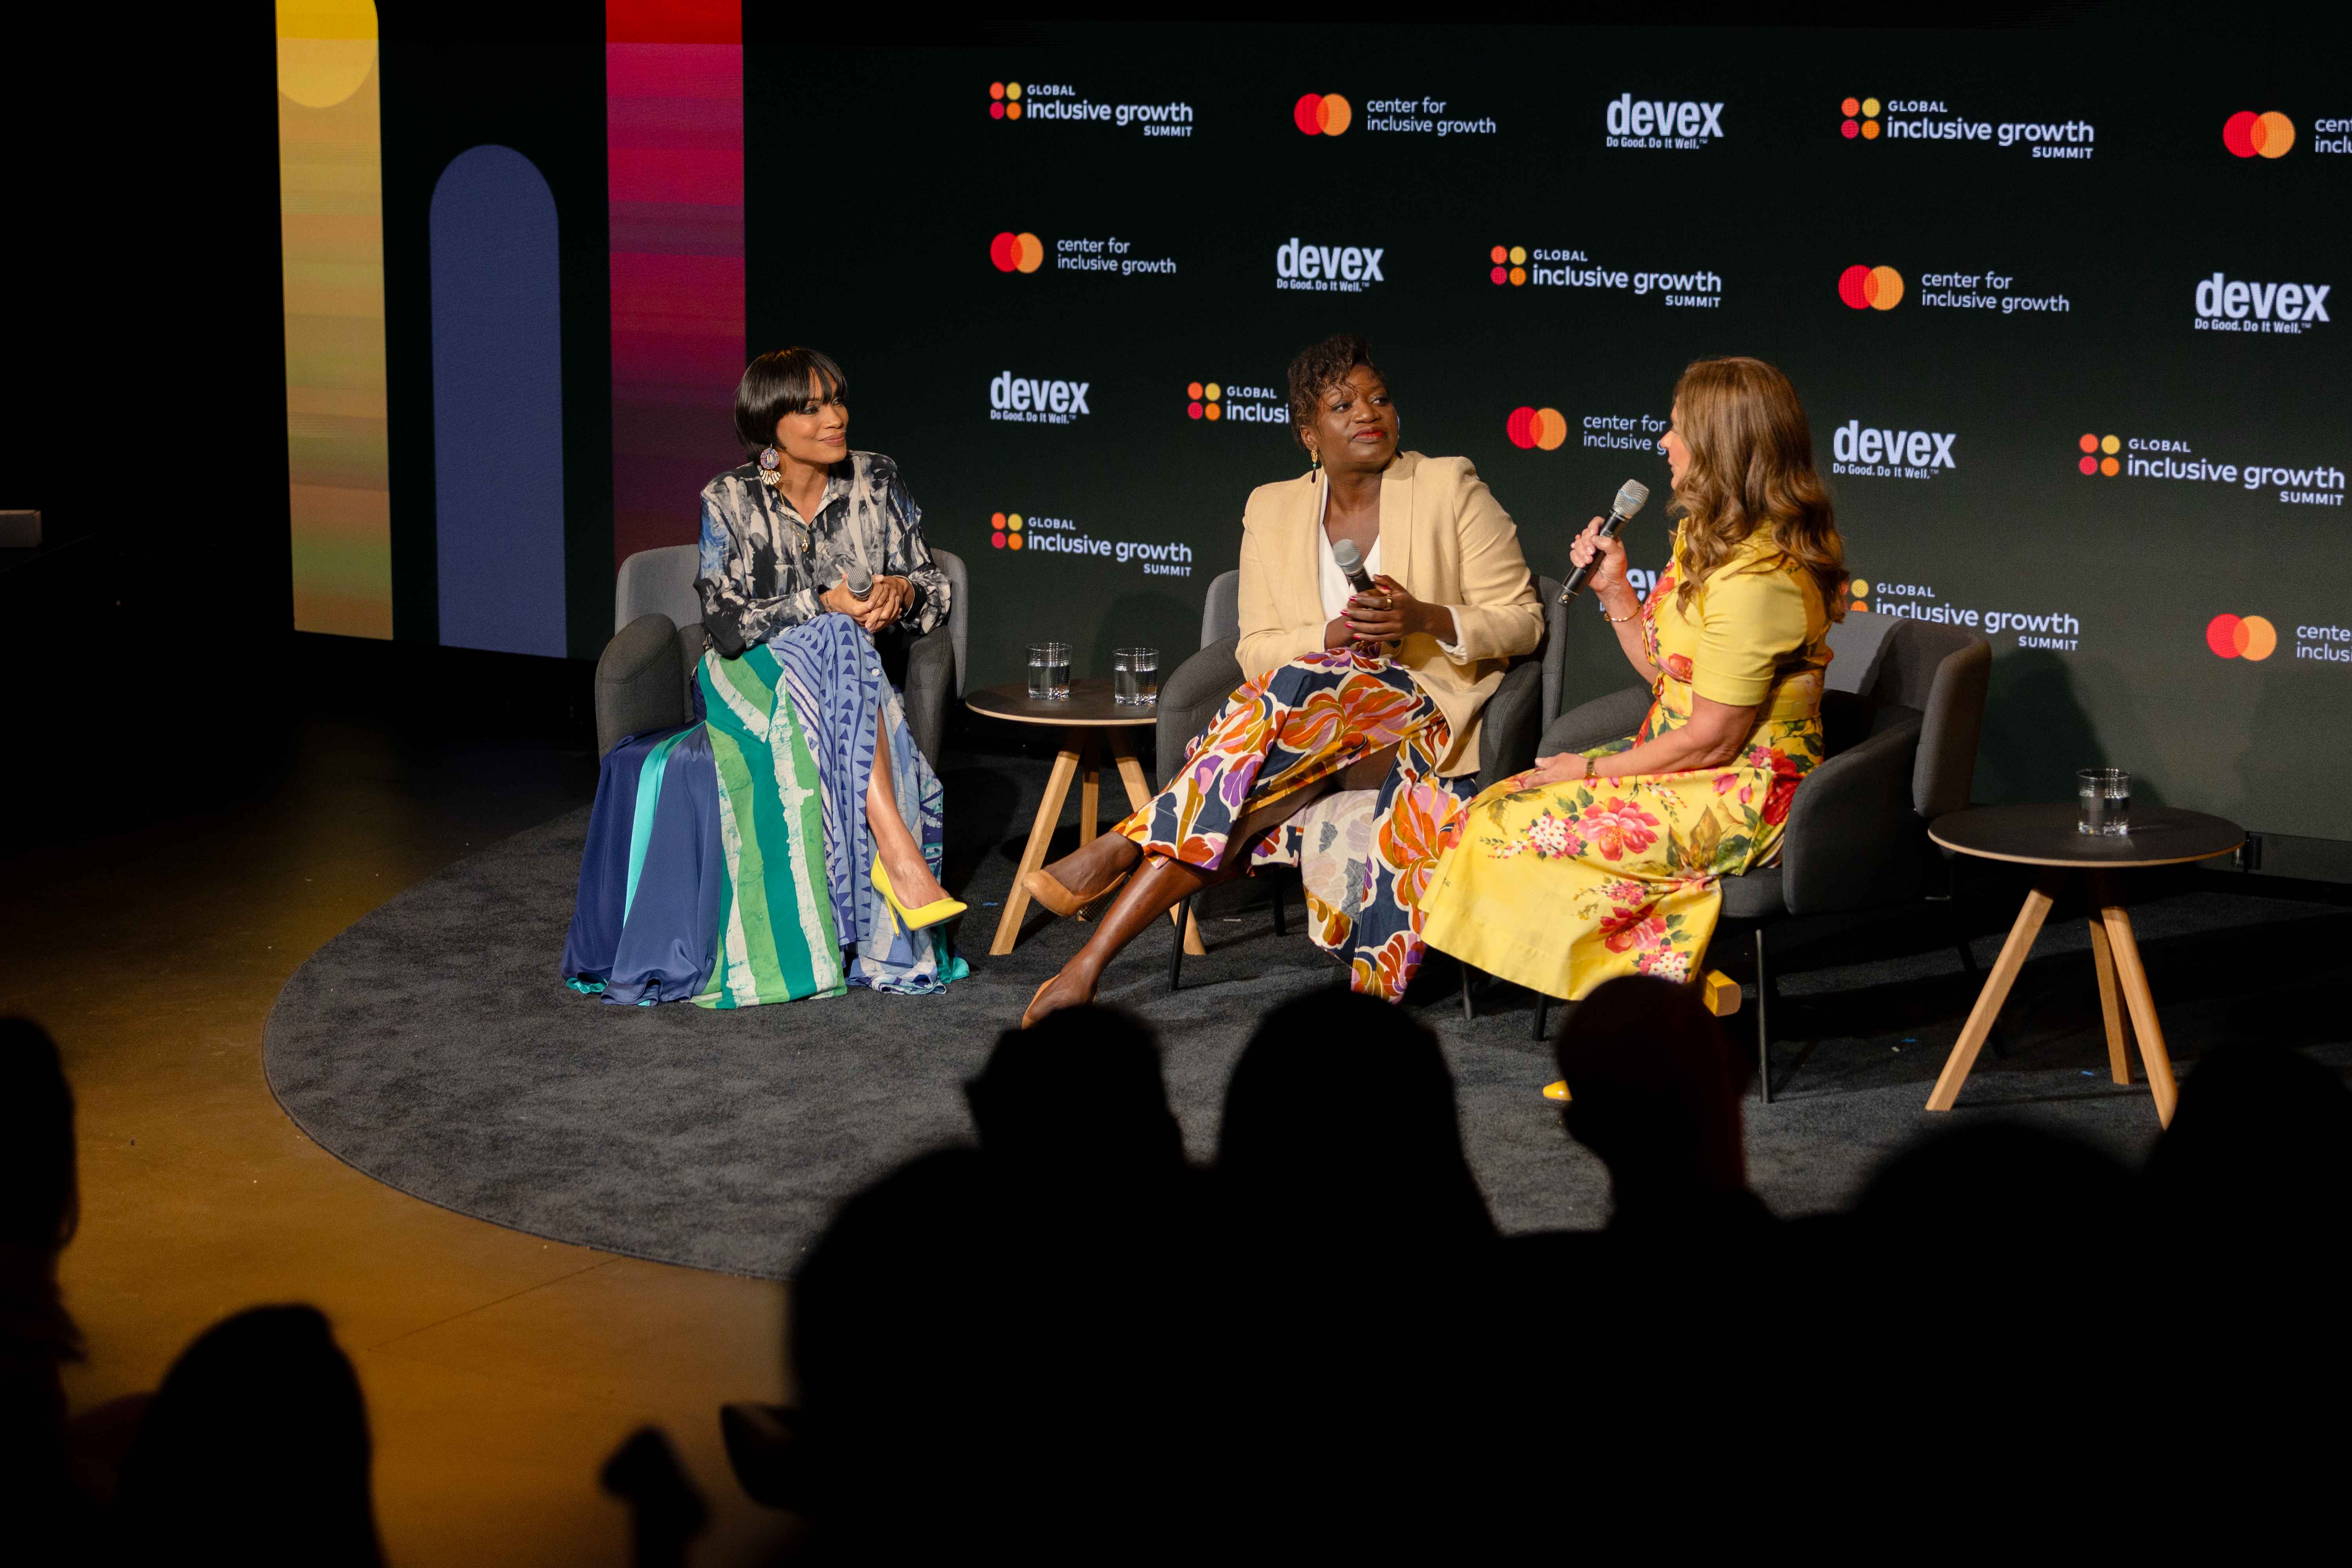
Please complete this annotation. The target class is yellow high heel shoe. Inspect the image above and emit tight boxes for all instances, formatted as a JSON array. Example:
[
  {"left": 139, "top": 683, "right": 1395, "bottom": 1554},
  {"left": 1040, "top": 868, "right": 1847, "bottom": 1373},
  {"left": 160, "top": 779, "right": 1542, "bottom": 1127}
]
[
  {"left": 1542, "top": 1081, "right": 1573, "bottom": 1103},
  {"left": 872, "top": 854, "right": 966, "bottom": 932}
]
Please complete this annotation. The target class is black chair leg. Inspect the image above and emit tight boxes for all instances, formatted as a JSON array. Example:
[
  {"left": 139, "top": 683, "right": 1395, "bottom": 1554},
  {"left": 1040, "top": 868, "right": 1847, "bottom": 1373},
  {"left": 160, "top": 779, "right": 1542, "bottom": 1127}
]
[
  {"left": 1532, "top": 993, "right": 1550, "bottom": 1042},
  {"left": 1754, "top": 926, "right": 1773, "bottom": 1104},
  {"left": 1168, "top": 894, "right": 1193, "bottom": 993},
  {"left": 1460, "top": 962, "right": 1477, "bottom": 1022}
]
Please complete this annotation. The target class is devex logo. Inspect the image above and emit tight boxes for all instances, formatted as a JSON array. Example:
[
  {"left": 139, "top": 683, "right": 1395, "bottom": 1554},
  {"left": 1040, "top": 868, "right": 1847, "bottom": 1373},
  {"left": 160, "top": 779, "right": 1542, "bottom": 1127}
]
[
  {"left": 988, "top": 81, "right": 1024, "bottom": 120},
  {"left": 1841, "top": 96, "right": 1882, "bottom": 140},
  {"left": 989, "top": 231, "right": 1044, "bottom": 274},
  {"left": 2078, "top": 433, "right": 2122, "bottom": 476},
  {"left": 1605, "top": 93, "right": 1723, "bottom": 139},
  {"left": 1504, "top": 407, "right": 1568, "bottom": 451},
  {"left": 2206, "top": 613, "right": 2278, "bottom": 661},
  {"left": 1274, "top": 237, "right": 1385, "bottom": 291},
  {"left": 987, "top": 372, "right": 1091, "bottom": 424},
  {"left": 2194, "top": 273, "right": 2330, "bottom": 324},
  {"left": 1838, "top": 265, "right": 1904, "bottom": 310},
  {"left": 1832, "top": 420, "right": 1956, "bottom": 470},
  {"left": 1294, "top": 93, "right": 1351, "bottom": 135},
  {"left": 2223, "top": 111, "right": 2294, "bottom": 158},
  {"left": 1187, "top": 381, "right": 1223, "bottom": 421},
  {"left": 989, "top": 511, "right": 1027, "bottom": 550}
]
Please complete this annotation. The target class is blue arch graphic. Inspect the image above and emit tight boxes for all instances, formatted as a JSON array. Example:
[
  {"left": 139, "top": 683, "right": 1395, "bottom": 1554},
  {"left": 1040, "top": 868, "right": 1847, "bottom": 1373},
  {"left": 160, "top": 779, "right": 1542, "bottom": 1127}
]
[{"left": 430, "top": 145, "right": 564, "bottom": 656}]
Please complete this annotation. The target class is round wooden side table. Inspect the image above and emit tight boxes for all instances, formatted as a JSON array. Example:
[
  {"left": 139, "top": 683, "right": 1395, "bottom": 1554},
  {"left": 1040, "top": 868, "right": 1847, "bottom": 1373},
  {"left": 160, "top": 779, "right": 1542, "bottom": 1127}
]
[
  {"left": 965, "top": 678, "right": 1204, "bottom": 959},
  {"left": 1926, "top": 803, "right": 2244, "bottom": 1126}
]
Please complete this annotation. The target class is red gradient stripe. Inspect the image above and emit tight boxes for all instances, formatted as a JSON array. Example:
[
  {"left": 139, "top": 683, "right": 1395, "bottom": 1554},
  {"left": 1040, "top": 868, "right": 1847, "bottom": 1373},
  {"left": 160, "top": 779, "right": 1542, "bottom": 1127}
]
[{"left": 607, "top": 2, "right": 746, "bottom": 572}]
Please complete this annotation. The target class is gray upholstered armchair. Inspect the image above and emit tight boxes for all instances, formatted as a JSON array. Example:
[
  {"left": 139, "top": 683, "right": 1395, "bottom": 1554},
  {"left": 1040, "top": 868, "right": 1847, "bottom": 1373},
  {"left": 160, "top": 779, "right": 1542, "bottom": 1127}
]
[
  {"left": 592, "top": 543, "right": 970, "bottom": 766},
  {"left": 1154, "top": 569, "right": 1566, "bottom": 987},
  {"left": 1529, "top": 612, "right": 1991, "bottom": 1094}
]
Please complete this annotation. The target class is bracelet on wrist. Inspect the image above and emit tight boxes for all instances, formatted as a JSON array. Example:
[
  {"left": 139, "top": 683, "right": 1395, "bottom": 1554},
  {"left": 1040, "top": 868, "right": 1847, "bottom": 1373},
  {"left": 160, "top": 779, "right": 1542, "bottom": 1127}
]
[{"left": 1596, "top": 592, "right": 1640, "bottom": 624}]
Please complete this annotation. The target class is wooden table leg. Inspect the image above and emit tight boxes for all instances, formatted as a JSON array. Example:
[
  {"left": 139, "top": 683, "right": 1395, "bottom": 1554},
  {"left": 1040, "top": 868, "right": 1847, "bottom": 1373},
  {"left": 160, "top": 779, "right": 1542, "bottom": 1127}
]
[
  {"left": 991, "top": 737, "right": 1081, "bottom": 956},
  {"left": 1926, "top": 875, "right": 2058, "bottom": 1112},
  {"left": 2086, "top": 874, "right": 2134, "bottom": 1085},
  {"left": 1078, "top": 735, "right": 1102, "bottom": 846},
  {"left": 1108, "top": 730, "right": 1205, "bottom": 956},
  {"left": 2097, "top": 901, "right": 2180, "bottom": 1127}
]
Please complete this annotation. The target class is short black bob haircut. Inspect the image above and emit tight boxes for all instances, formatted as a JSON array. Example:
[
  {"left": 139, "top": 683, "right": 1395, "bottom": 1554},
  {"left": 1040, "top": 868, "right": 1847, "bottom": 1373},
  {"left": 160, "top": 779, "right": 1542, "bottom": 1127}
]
[
  {"left": 733, "top": 347, "right": 848, "bottom": 453},
  {"left": 1285, "top": 333, "right": 1386, "bottom": 451}
]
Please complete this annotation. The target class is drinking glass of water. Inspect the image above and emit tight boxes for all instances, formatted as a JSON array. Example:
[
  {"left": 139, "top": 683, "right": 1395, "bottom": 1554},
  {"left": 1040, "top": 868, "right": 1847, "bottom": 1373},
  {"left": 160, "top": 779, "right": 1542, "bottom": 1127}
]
[
  {"left": 2077, "top": 768, "right": 2129, "bottom": 836},
  {"left": 1113, "top": 646, "right": 1158, "bottom": 706},
  {"left": 1026, "top": 642, "right": 1070, "bottom": 701}
]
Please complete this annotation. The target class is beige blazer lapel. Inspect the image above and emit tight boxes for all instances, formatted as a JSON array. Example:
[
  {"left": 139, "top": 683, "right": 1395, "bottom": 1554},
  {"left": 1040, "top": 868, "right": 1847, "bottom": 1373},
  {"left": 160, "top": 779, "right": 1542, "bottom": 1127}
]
[
  {"left": 1377, "top": 450, "right": 1420, "bottom": 586},
  {"left": 1281, "top": 469, "right": 1326, "bottom": 630}
]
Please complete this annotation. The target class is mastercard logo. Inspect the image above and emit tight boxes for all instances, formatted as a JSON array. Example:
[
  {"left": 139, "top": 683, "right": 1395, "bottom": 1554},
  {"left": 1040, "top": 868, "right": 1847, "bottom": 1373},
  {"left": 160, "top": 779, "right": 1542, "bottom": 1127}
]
[
  {"left": 1505, "top": 407, "right": 1567, "bottom": 451},
  {"left": 1840, "top": 96, "right": 1882, "bottom": 141},
  {"left": 989, "top": 230, "right": 1044, "bottom": 274},
  {"left": 2222, "top": 110, "right": 2294, "bottom": 159},
  {"left": 1489, "top": 244, "right": 1528, "bottom": 286},
  {"left": 2206, "top": 613, "right": 2276, "bottom": 661},
  {"left": 988, "top": 81, "right": 1024, "bottom": 121},
  {"left": 1294, "top": 93, "right": 1351, "bottom": 136},
  {"left": 1846, "top": 576, "right": 1872, "bottom": 613},
  {"left": 2076, "top": 433, "right": 2122, "bottom": 477},
  {"left": 1838, "top": 264, "right": 1904, "bottom": 310},
  {"left": 1187, "top": 381, "right": 1223, "bottom": 421},
  {"left": 990, "top": 511, "right": 1025, "bottom": 550}
]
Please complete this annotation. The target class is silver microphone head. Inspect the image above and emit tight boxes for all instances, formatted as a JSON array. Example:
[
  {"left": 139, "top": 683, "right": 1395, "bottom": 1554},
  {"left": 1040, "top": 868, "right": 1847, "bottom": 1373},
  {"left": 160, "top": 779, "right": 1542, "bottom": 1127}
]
[
  {"left": 1330, "top": 539, "right": 1364, "bottom": 575},
  {"left": 843, "top": 564, "right": 874, "bottom": 599},
  {"left": 1612, "top": 479, "right": 1651, "bottom": 521}
]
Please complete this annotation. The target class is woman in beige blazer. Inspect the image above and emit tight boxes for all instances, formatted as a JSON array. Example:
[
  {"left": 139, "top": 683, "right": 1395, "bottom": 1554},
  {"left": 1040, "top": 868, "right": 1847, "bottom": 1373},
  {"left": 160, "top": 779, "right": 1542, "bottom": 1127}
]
[{"left": 1020, "top": 335, "right": 1544, "bottom": 1024}]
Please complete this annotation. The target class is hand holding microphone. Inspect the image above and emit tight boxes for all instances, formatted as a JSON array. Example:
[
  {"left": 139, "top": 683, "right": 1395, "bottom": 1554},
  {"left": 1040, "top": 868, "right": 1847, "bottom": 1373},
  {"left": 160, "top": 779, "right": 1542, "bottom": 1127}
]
[
  {"left": 1333, "top": 539, "right": 1425, "bottom": 653},
  {"left": 828, "top": 563, "right": 909, "bottom": 630},
  {"left": 1561, "top": 479, "right": 1650, "bottom": 605}
]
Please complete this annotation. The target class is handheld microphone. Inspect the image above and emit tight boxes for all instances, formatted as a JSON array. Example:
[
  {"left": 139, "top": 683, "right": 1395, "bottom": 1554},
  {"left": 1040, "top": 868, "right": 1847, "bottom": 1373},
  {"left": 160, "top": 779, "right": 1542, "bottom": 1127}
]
[
  {"left": 1559, "top": 480, "right": 1651, "bottom": 604},
  {"left": 1329, "top": 538, "right": 1377, "bottom": 597},
  {"left": 843, "top": 564, "right": 874, "bottom": 601},
  {"left": 1331, "top": 539, "right": 1392, "bottom": 652}
]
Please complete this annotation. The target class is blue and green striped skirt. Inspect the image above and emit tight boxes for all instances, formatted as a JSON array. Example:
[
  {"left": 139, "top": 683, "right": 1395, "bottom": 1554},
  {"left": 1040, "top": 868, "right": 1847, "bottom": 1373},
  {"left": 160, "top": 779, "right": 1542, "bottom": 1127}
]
[{"left": 561, "top": 614, "right": 965, "bottom": 1006}]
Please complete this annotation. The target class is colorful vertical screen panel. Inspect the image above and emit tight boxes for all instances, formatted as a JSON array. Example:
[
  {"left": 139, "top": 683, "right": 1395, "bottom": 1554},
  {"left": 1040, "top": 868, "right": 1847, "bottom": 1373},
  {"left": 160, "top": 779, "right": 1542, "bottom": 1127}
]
[
  {"left": 430, "top": 146, "right": 566, "bottom": 657},
  {"left": 606, "top": 1, "right": 745, "bottom": 581},
  {"left": 277, "top": 0, "right": 392, "bottom": 638}
]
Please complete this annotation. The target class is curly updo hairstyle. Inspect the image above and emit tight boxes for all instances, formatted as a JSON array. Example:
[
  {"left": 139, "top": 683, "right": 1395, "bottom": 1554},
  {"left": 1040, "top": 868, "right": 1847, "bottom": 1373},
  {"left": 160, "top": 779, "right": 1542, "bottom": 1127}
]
[{"left": 1285, "top": 333, "right": 1385, "bottom": 452}]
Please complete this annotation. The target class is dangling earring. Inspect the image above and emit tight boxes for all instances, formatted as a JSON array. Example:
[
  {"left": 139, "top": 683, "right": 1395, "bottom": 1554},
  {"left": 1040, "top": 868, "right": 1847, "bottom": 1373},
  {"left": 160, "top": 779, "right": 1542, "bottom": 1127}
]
[
  {"left": 757, "top": 445, "right": 782, "bottom": 488},
  {"left": 1308, "top": 446, "right": 1321, "bottom": 472}
]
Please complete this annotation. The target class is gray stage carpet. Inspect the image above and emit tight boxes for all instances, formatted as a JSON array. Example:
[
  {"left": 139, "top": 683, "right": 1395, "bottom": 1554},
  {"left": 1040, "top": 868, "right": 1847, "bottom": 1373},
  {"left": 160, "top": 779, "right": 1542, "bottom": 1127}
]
[{"left": 263, "top": 750, "right": 2352, "bottom": 1279}]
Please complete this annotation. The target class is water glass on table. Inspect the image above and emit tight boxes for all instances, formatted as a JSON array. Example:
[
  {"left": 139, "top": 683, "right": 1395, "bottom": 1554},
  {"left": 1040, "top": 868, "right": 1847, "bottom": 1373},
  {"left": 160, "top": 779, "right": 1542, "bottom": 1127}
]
[
  {"left": 1026, "top": 642, "right": 1071, "bottom": 701},
  {"left": 1113, "top": 646, "right": 1158, "bottom": 706},
  {"left": 2078, "top": 768, "right": 2130, "bottom": 835}
]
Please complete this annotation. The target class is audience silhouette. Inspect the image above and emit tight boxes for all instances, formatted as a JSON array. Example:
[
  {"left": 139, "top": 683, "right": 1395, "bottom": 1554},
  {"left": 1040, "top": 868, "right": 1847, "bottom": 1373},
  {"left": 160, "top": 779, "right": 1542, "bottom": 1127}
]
[
  {"left": 1, "top": 1019, "right": 83, "bottom": 1537},
  {"left": 113, "top": 1305, "right": 385, "bottom": 1566},
  {"left": 15, "top": 973, "right": 2352, "bottom": 1560}
]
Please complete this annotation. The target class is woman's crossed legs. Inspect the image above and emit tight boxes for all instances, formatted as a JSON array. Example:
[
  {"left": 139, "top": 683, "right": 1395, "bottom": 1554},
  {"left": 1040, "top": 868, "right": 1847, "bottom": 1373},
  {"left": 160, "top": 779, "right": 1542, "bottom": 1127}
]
[{"left": 1023, "top": 651, "right": 1434, "bottom": 1024}]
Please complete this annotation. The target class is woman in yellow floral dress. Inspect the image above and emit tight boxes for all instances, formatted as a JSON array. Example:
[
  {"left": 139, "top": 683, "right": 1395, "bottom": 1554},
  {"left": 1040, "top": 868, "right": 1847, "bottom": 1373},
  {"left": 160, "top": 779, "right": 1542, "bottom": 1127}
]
[{"left": 1419, "top": 356, "right": 1844, "bottom": 1004}]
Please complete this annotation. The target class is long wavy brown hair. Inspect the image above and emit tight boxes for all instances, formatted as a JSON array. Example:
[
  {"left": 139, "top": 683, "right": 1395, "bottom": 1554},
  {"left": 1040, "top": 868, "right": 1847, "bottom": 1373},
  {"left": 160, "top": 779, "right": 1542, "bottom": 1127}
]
[{"left": 1666, "top": 357, "right": 1845, "bottom": 621}]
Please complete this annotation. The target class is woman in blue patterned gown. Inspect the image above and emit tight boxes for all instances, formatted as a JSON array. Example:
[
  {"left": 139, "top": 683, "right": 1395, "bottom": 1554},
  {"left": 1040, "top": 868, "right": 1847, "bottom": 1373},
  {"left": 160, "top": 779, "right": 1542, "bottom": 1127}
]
[{"left": 561, "top": 348, "right": 966, "bottom": 1006}]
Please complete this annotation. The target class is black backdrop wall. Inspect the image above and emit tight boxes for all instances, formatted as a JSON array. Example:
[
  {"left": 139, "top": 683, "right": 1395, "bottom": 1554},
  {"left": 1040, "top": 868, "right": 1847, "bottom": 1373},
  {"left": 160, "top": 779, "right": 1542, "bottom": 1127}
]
[
  {"left": 751, "top": 20, "right": 2351, "bottom": 852},
  {"left": 13, "top": 14, "right": 2347, "bottom": 869}
]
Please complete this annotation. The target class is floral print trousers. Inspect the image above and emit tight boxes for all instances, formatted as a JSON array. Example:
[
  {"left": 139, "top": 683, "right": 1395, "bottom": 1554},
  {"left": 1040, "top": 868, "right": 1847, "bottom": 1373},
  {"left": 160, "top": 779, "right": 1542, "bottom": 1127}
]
[
  {"left": 1115, "top": 650, "right": 1475, "bottom": 1001},
  {"left": 1418, "top": 671, "right": 1825, "bottom": 1001}
]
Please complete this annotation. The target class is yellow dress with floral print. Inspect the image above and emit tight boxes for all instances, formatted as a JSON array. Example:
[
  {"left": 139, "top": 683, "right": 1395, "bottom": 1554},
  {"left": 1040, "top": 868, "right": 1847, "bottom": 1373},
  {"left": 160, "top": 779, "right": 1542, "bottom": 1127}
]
[{"left": 1419, "top": 525, "right": 1830, "bottom": 1000}]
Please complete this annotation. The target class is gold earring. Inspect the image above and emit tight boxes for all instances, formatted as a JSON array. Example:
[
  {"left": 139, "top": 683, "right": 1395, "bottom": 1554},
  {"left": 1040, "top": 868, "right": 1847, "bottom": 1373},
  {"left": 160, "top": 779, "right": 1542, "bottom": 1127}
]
[{"left": 1309, "top": 447, "right": 1321, "bottom": 470}]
